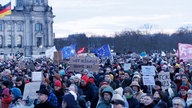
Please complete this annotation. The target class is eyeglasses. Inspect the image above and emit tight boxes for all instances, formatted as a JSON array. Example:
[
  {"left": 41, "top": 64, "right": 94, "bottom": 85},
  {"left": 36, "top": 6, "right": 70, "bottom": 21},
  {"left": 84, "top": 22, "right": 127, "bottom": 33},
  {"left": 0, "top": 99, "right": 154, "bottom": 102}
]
[{"left": 173, "top": 103, "right": 182, "bottom": 106}]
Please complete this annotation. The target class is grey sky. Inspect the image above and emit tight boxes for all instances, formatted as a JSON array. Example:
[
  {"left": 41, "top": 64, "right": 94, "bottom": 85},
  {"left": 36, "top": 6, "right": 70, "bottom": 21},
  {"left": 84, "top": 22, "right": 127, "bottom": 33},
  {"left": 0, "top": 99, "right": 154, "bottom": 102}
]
[{"left": 1, "top": 0, "right": 192, "bottom": 38}]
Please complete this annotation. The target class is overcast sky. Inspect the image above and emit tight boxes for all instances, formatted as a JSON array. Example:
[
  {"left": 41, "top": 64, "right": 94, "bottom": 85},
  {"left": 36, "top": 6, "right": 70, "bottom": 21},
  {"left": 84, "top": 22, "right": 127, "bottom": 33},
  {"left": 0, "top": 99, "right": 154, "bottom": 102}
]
[{"left": 1, "top": 0, "right": 192, "bottom": 38}]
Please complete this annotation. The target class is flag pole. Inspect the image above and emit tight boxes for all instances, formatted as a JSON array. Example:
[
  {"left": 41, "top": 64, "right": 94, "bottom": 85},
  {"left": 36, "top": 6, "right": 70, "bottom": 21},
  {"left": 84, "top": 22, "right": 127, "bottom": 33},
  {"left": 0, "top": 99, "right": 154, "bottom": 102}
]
[{"left": 10, "top": 0, "right": 13, "bottom": 57}]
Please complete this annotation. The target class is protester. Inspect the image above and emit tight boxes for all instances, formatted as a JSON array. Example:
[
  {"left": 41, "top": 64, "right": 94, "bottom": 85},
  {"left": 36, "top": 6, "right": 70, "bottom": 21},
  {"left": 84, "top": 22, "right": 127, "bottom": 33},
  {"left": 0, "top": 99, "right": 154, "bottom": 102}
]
[
  {"left": 142, "top": 93, "right": 155, "bottom": 108},
  {"left": 80, "top": 74, "right": 99, "bottom": 108},
  {"left": 15, "top": 77, "right": 25, "bottom": 95},
  {"left": 1, "top": 88, "right": 12, "bottom": 108},
  {"left": 130, "top": 81, "right": 143, "bottom": 101},
  {"left": 123, "top": 86, "right": 139, "bottom": 108},
  {"left": 53, "top": 80, "right": 64, "bottom": 108},
  {"left": 35, "top": 88, "right": 54, "bottom": 108},
  {"left": 2, "top": 49, "right": 192, "bottom": 108},
  {"left": 96, "top": 85, "right": 113, "bottom": 108},
  {"left": 172, "top": 97, "right": 186, "bottom": 108}
]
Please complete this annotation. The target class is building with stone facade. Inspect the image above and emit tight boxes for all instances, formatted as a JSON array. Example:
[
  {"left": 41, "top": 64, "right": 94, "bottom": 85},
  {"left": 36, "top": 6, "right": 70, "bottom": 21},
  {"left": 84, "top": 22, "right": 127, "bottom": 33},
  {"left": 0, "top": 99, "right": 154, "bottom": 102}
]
[{"left": 0, "top": 0, "right": 55, "bottom": 57}]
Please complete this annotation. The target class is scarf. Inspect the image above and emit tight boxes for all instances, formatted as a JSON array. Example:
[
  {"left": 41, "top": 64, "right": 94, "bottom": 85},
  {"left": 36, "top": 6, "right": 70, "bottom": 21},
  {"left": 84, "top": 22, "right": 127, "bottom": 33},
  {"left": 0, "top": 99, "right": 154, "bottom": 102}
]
[
  {"left": 126, "top": 95, "right": 133, "bottom": 99},
  {"left": 2, "top": 96, "right": 12, "bottom": 104}
]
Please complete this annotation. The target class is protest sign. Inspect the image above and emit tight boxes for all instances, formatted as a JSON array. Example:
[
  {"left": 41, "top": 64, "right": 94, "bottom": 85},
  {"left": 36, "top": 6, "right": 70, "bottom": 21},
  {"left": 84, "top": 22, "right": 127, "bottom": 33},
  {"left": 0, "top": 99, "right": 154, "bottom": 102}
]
[
  {"left": 68, "top": 56, "right": 100, "bottom": 72},
  {"left": 23, "top": 82, "right": 41, "bottom": 100},
  {"left": 141, "top": 66, "right": 156, "bottom": 76},
  {"left": 142, "top": 76, "right": 155, "bottom": 85},
  {"left": 124, "top": 63, "right": 131, "bottom": 71},
  {"left": 32, "top": 71, "right": 42, "bottom": 82},
  {"left": 54, "top": 51, "right": 62, "bottom": 64},
  {"left": 158, "top": 71, "right": 171, "bottom": 91},
  {"left": 25, "top": 63, "right": 35, "bottom": 71}
]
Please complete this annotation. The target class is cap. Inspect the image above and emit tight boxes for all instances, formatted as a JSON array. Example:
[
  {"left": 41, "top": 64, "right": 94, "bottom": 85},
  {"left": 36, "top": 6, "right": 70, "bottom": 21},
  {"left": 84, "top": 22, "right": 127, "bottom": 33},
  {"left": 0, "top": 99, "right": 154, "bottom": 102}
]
[{"left": 36, "top": 88, "right": 49, "bottom": 96}]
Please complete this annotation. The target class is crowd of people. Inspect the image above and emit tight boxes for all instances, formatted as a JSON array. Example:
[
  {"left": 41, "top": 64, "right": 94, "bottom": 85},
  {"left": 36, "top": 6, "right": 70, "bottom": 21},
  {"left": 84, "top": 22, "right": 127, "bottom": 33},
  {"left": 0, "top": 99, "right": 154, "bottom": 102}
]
[{"left": 0, "top": 52, "right": 192, "bottom": 108}]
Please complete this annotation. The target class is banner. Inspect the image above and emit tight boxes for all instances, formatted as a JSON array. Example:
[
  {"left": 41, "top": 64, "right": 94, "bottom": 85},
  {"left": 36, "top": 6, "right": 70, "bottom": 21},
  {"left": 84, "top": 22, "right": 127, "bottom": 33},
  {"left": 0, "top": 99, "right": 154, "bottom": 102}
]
[
  {"left": 68, "top": 56, "right": 100, "bottom": 72},
  {"left": 178, "top": 43, "right": 192, "bottom": 61}
]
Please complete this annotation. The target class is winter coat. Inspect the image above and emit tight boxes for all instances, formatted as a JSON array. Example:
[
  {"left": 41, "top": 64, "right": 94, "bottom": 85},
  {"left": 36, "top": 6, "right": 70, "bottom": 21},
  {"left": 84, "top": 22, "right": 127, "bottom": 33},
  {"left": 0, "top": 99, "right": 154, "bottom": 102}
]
[
  {"left": 15, "top": 81, "right": 25, "bottom": 95},
  {"left": 126, "top": 96, "right": 139, "bottom": 108},
  {"left": 63, "top": 93, "right": 80, "bottom": 108},
  {"left": 34, "top": 100, "right": 54, "bottom": 108},
  {"left": 80, "top": 83, "right": 99, "bottom": 108},
  {"left": 54, "top": 88, "right": 64, "bottom": 108}
]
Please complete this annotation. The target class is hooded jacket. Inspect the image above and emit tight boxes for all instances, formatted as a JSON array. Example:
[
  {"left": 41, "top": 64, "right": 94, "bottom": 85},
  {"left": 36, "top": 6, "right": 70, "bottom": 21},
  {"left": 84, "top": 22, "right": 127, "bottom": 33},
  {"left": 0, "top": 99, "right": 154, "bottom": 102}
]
[{"left": 97, "top": 86, "right": 113, "bottom": 108}]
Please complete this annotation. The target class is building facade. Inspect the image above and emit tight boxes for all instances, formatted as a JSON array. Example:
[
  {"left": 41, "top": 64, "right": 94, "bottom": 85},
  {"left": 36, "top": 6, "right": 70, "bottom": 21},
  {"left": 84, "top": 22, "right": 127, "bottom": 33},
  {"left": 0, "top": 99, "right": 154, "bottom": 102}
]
[{"left": 0, "top": 0, "right": 55, "bottom": 57}]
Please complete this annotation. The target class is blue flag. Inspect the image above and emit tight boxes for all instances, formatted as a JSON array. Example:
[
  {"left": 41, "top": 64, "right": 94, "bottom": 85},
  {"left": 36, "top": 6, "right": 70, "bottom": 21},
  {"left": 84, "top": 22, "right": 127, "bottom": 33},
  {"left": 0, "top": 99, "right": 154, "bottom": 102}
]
[
  {"left": 61, "top": 44, "right": 76, "bottom": 59},
  {"left": 93, "top": 44, "right": 111, "bottom": 58}
]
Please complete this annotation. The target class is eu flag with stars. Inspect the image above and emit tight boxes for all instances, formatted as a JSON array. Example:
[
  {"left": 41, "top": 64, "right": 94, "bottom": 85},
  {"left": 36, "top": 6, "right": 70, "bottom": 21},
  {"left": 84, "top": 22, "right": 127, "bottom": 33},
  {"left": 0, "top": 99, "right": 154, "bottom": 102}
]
[
  {"left": 61, "top": 44, "right": 76, "bottom": 59},
  {"left": 93, "top": 44, "right": 111, "bottom": 58}
]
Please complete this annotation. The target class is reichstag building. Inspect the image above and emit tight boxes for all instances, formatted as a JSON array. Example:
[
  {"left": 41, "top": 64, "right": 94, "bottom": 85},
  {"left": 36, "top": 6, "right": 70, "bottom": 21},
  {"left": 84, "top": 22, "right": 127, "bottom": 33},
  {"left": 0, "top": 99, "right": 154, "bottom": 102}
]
[{"left": 0, "top": 0, "right": 55, "bottom": 57}]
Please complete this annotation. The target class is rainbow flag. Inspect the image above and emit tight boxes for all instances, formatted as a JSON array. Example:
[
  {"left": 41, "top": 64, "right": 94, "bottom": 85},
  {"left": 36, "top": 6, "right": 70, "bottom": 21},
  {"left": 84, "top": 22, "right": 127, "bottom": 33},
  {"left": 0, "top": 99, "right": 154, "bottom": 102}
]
[{"left": 0, "top": 2, "right": 11, "bottom": 18}]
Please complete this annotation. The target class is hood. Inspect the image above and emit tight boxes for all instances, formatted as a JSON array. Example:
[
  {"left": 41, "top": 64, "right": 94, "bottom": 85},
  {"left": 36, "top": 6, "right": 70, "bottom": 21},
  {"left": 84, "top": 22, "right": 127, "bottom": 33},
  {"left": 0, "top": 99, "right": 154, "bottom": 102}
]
[
  {"left": 2, "top": 88, "right": 10, "bottom": 97},
  {"left": 102, "top": 86, "right": 113, "bottom": 97},
  {"left": 11, "top": 87, "right": 22, "bottom": 100}
]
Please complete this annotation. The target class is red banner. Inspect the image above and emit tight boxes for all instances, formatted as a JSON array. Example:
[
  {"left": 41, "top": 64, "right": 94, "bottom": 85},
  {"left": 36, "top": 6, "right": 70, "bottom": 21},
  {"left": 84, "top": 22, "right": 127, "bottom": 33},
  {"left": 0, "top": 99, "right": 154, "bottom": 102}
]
[
  {"left": 178, "top": 43, "right": 192, "bottom": 62},
  {"left": 77, "top": 47, "right": 85, "bottom": 54}
]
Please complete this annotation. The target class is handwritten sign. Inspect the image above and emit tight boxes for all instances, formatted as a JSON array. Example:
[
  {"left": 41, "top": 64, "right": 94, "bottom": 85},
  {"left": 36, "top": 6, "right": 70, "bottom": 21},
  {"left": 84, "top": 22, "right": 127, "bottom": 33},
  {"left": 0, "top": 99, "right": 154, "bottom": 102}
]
[
  {"left": 141, "top": 66, "right": 156, "bottom": 76},
  {"left": 158, "top": 71, "right": 170, "bottom": 91},
  {"left": 68, "top": 56, "right": 100, "bottom": 72},
  {"left": 124, "top": 63, "right": 131, "bottom": 71},
  {"left": 23, "top": 82, "right": 41, "bottom": 100},
  {"left": 142, "top": 76, "right": 155, "bottom": 85},
  {"left": 32, "top": 71, "right": 42, "bottom": 82}
]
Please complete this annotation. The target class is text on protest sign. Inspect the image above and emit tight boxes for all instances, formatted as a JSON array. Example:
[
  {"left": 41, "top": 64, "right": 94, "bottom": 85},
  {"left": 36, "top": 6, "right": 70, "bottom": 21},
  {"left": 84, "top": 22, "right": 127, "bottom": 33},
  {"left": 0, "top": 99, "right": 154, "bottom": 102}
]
[
  {"left": 158, "top": 71, "right": 170, "bottom": 91},
  {"left": 68, "top": 56, "right": 100, "bottom": 72},
  {"left": 142, "top": 76, "right": 155, "bottom": 85},
  {"left": 32, "top": 71, "right": 42, "bottom": 82},
  {"left": 23, "top": 82, "right": 41, "bottom": 100},
  {"left": 141, "top": 66, "right": 156, "bottom": 76}
]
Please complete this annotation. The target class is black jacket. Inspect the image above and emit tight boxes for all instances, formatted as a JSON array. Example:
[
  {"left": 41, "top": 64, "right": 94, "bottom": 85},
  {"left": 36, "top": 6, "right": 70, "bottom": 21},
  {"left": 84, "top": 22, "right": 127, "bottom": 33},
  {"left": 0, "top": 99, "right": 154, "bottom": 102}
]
[{"left": 34, "top": 100, "right": 55, "bottom": 108}]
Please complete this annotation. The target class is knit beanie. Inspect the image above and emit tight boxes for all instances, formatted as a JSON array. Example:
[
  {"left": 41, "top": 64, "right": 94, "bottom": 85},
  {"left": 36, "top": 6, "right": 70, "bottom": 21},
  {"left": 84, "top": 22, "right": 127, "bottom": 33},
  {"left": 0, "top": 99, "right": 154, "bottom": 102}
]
[
  {"left": 54, "top": 80, "right": 62, "bottom": 87},
  {"left": 81, "top": 75, "right": 89, "bottom": 83}
]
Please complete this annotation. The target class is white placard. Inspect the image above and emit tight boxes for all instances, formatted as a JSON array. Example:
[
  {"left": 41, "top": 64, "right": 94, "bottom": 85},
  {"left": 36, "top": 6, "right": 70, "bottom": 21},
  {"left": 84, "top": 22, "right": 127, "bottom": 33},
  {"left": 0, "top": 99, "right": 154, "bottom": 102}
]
[
  {"left": 142, "top": 76, "right": 155, "bottom": 85},
  {"left": 124, "top": 63, "right": 131, "bottom": 71},
  {"left": 141, "top": 66, "right": 156, "bottom": 76},
  {"left": 32, "top": 71, "right": 42, "bottom": 82},
  {"left": 23, "top": 82, "right": 41, "bottom": 100},
  {"left": 158, "top": 71, "right": 171, "bottom": 91}
]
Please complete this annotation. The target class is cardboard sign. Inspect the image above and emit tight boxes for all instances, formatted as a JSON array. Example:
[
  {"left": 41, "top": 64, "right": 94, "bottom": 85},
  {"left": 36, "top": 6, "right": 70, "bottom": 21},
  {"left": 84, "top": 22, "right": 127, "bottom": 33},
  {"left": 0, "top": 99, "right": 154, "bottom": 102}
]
[
  {"left": 141, "top": 66, "right": 156, "bottom": 76},
  {"left": 23, "top": 82, "right": 41, "bottom": 100},
  {"left": 124, "top": 63, "right": 131, "bottom": 71},
  {"left": 25, "top": 63, "right": 35, "bottom": 71},
  {"left": 142, "top": 76, "right": 155, "bottom": 85},
  {"left": 158, "top": 71, "right": 171, "bottom": 91},
  {"left": 54, "top": 51, "right": 62, "bottom": 64},
  {"left": 32, "top": 71, "right": 42, "bottom": 82},
  {"left": 68, "top": 56, "right": 100, "bottom": 72}
]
